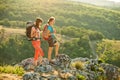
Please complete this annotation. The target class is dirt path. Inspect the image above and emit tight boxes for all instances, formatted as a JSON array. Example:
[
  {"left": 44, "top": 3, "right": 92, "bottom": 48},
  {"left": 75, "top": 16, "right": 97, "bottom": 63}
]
[
  {"left": 0, "top": 73, "right": 22, "bottom": 80},
  {"left": 0, "top": 26, "right": 25, "bottom": 35}
]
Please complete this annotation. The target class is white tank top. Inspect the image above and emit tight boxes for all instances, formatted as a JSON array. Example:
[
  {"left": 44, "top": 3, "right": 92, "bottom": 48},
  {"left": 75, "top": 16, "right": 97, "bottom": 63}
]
[{"left": 32, "top": 27, "right": 40, "bottom": 41}]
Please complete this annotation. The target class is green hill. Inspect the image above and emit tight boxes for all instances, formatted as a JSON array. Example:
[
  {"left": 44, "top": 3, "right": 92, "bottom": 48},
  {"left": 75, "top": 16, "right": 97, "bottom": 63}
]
[
  {"left": 0, "top": 0, "right": 120, "bottom": 39},
  {"left": 0, "top": 0, "right": 120, "bottom": 67}
]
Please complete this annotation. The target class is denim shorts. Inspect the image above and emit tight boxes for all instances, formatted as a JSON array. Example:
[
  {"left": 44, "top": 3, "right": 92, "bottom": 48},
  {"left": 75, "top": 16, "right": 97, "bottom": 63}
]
[{"left": 47, "top": 37, "right": 57, "bottom": 47}]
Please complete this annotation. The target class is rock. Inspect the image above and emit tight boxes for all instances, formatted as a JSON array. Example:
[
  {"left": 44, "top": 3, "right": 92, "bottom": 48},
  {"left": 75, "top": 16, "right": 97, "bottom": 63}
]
[
  {"left": 54, "top": 54, "right": 71, "bottom": 69},
  {"left": 19, "top": 58, "right": 34, "bottom": 67},
  {"left": 21, "top": 54, "right": 120, "bottom": 80},
  {"left": 41, "top": 58, "right": 49, "bottom": 65},
  {"left": 23, "top": 72, "right": 40, "bottom": 80},
  {"left": 18, "top": 58, "right": 35, "bottom": 71},
  {"left": 34, "top": 65, "right": 53, "bottom": 73},
  {"left": 100, "top": 63, "right": 120, "bottom": 80},
  {"left": 72, "top": 57, "right": 89, "bottom": 62},
  {"left": 52, "top": 70, "right": 59, "bottom": 76},
  {"left": 59, "top": 72, "right": 73, "bottom": 79}
]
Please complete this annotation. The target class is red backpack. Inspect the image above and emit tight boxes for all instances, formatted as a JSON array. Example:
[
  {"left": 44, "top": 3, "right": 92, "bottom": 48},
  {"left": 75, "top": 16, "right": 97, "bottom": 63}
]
[{"left": 42, "top": 24, "right": 49, "bottom": 40}]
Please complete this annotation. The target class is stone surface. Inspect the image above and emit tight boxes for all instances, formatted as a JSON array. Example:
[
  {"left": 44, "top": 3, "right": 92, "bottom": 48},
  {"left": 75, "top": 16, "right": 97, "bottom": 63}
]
[{"left": 18, "top": 54, "right": 120, "bottom": 80}]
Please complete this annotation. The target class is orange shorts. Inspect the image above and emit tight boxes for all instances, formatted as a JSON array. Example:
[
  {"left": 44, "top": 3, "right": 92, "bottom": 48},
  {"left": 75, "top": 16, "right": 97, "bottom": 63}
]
[{"left": 32, "top": 40, "right": 44, "bottom": 61}]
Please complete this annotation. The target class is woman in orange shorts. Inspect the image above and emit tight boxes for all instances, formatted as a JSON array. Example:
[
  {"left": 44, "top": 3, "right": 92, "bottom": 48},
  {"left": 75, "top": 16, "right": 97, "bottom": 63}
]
[{"left": 31, "top": 18, "right": 44, "bottom": 66}]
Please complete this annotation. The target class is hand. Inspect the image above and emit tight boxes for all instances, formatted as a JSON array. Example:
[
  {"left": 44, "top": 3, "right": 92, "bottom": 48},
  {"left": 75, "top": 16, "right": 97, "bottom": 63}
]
[
  {"left": 40, "top": 30, "right": 43, "bottom": 33},
  {"left": 53, "top": 28, "right": 56, "bottom": 34}
]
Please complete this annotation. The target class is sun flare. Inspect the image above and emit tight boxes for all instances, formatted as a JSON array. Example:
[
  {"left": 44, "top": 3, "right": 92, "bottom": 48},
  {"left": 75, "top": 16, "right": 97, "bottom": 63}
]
[{"left": 108, "top": 0, "right": 120, "bottom": 2}]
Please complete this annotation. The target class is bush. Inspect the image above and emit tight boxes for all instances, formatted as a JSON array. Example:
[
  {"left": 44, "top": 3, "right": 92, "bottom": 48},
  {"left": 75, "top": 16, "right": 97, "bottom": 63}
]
[
  {"left": 98, "top": 58, "right": 105, "bottom": 64},
  {"left": 76, "top": 74, "right": 86, "bottom": 80},
  {"left": 71, "top": 61, "right": 84, "bottom": 70},
  {"left": 0, "top": 65, "right": 25, "bottom": 76}
]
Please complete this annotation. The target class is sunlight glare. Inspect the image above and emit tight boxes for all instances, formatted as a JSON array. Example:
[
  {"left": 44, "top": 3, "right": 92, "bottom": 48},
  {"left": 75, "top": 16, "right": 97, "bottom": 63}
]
[{"left": 108, "top": 0, "right": 120, "bottom": 3}]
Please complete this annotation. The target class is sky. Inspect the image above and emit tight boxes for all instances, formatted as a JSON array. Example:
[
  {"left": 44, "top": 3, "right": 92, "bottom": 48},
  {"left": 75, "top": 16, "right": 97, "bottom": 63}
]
[{"left": 108, "top": 0, "right": 120, "bottom": 2}]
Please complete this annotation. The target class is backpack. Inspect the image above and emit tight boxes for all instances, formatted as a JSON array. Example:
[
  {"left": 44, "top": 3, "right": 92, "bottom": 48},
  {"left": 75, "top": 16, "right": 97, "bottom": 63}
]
[
  {"left": 26, "top": 21, "right": 34, "bottom": 40},
  {"left": 42, "top": 24, "right": 49, "bottom": 40}
]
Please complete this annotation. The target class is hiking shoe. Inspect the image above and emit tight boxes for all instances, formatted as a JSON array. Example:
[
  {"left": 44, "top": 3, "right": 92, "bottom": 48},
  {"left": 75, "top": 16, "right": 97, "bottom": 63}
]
[{"left": 49, "top": 60, "right": 54, "bottom": 65}]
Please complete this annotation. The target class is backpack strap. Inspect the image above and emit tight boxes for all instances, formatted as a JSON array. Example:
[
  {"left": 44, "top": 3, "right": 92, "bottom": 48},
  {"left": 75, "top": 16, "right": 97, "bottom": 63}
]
[{"left": 29, "top": 26, "right": 41, "bottom": 41}]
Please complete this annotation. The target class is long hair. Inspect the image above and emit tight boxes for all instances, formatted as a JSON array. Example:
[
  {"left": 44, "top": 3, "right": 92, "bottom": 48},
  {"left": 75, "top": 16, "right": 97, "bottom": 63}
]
[{"left": 35, "top": 18, "right": 43, "bottom": 30}]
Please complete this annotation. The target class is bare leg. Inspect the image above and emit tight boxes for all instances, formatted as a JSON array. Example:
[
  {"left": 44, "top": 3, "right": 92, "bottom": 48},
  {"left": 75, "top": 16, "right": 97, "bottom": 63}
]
[
  {"left": 39, "top": 56, "right": 43, "bottom": 64},
  {"left": 34, "top": 49, "right": 39, "bottom": 66},
  {"left": 34, "top": 60, "right": 37, "bottom": 66},
  {"left": 48, "top": 47, "right": 53, "bottom": 61},
  {"left": 54, "top": 42, "right": 59, "bottom": 56}
]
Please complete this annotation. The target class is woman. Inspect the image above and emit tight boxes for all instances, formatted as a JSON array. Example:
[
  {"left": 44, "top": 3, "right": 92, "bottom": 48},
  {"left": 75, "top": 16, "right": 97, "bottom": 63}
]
[
  {"left": 47, "top": 17, "right": 59, "bottom": 61},
  {"left": 31, "top": 18, "right": 44, "bottom": 66}
]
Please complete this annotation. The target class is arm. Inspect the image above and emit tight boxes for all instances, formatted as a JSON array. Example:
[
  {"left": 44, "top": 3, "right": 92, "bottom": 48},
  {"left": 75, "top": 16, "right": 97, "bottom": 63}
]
[
  {"left": 47, "top": 26, "right": 52, "bottom": 37},
  {"left": 47, "top": 29, "right": 52, "bottom": 37},
  {"left": 53, "top": 28, "right": 56, "bottom": 34},
  {"left": 31, "top": 27, "right": 36, "bottom": 38}
]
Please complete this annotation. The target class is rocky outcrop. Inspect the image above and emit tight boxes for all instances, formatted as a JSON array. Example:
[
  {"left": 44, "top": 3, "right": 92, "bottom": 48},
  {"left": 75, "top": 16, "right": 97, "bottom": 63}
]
[{"left": 18, "top": 54, "right": 120, "bottom": 80}]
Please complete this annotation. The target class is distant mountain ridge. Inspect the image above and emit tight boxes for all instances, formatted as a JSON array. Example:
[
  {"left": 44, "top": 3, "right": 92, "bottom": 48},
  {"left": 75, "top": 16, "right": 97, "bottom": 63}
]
[{"left": 69, "top": 0, "right": 120, "bottom": 7}]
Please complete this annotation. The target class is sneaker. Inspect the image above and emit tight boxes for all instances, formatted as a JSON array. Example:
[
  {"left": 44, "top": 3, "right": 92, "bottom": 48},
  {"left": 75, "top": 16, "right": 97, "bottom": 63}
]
[{"left": 49, "top": 60, "right": 54, "bottom": 65}]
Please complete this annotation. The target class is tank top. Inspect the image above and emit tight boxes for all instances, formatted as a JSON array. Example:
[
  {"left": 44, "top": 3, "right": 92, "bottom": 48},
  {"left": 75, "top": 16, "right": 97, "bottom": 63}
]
[{"left": 31, "top": 27, "right": 40, "bottom": 41}]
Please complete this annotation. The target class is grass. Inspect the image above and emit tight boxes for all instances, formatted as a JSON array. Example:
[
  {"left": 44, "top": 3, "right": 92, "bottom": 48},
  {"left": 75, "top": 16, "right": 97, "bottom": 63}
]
[
  {"left": 76, "top": 74, "right": 86, "bottom": 80},
  {"left": 103, "top": 39, "right": 120, "bottom": 50},
  {"left": 71, "top": 61, "right": 84, "bottom": 70},
  {"left": 0, "top": 26, "right": 25, "bottom": 35},
  {"left": 0, "top": 65, "right": 25, "bottom": 76}
]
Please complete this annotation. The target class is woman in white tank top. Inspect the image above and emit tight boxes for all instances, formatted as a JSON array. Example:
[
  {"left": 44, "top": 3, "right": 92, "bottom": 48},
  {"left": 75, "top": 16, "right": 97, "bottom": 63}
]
[{"left": 31, "top": 18, "right": 44, "bottom": 66}]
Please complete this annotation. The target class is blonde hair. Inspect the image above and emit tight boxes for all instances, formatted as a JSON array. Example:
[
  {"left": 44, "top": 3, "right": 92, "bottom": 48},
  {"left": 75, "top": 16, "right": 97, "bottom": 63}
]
[{"left": 48, "top": 17, "right": 55, "bottom": 23}]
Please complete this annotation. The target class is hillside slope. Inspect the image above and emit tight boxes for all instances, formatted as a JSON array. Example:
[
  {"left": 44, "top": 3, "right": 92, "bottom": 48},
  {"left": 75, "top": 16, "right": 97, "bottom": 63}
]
[
  {"left": 0, "top": 26, "right": 25, "bottom": 35},
  {"left": 0, "top": 0, "right": 120, "bottom": 39}
]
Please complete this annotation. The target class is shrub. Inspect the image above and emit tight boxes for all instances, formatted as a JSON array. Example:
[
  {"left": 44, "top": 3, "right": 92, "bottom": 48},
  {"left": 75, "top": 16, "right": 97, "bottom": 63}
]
[
  {"left": 71, "top": 61, "right": 84, "bottom": 70},
  {"left": 76, "top": 74, "right": 86, "bottom": 80},
  {"left": 0, "top": 65, "right": 25, "bottom": 76}
]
